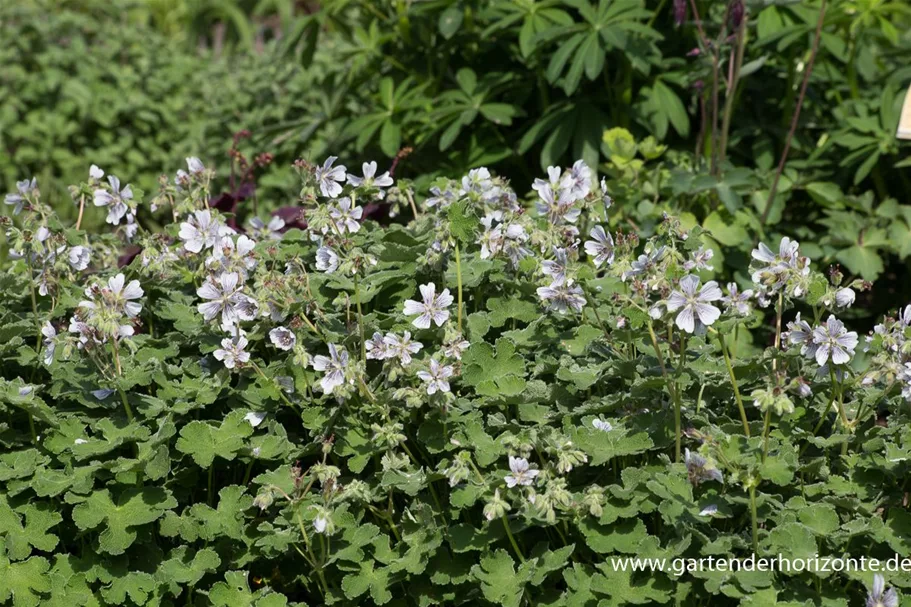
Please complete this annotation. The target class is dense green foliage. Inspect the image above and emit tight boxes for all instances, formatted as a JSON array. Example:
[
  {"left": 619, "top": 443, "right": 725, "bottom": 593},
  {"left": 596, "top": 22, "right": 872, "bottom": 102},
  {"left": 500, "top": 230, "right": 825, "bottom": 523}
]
[
  {"left": 4, "top": 0, "right": 911, "bottom": 316},
  {"left": 2, "top": 155, "right": 911, "bottom": 605}
]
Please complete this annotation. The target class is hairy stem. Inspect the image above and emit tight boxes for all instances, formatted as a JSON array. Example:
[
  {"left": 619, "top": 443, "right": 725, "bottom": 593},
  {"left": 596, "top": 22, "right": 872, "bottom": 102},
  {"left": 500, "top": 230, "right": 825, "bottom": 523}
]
[{"left": 717, "top": 333, "right": 751, "bottom": 436}]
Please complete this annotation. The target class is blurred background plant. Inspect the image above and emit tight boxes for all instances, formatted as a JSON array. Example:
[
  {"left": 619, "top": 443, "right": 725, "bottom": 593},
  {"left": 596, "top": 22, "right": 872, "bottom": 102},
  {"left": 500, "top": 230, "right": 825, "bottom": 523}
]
[{"left": 2, "top": 0, "right": 911, "bottom": 316}]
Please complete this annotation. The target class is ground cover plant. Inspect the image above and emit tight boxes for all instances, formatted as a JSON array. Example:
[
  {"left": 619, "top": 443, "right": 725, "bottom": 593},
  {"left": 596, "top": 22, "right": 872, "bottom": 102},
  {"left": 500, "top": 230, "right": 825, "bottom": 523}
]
[{"left": 2, "top": 156, "right": 911, "bottom": 606}]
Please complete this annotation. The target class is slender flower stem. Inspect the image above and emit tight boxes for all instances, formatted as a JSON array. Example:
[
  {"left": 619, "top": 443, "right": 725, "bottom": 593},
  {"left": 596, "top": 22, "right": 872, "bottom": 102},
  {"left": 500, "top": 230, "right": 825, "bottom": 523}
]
[
  {"left": 75, "top": 194, "right": 86, "bottom": 230},
  {"left": 353, "top": 272, "right": 366, "bottom": 363},
  {"left": 759, "top": 0, "right": 827, "bottom": 227},
  {"left": 454, "top": 243, "right": 463, "bottom": 334},
  {"left": 26, "top": 251, "right": 42, "bottom": 352},
  {"left": 646, "top": 320, "right": 683, "bottom": 462},
  {"left": 502, "top": 517, "right": 526, "bottom": 563},
  {"left": 674, "top": 334, "right": 688, "bottom": 465},
  {"left": 111, "top": 338, "right": 135, "bottom": 423},
  {"left": 761, "top": 409, "right": 772, "bottom": 463},
  {"left": 717, "top": 333, "right": 750, "bottom": 436},
  {"left": 749, "top": 485, "right": 759, "bottom": 554}
]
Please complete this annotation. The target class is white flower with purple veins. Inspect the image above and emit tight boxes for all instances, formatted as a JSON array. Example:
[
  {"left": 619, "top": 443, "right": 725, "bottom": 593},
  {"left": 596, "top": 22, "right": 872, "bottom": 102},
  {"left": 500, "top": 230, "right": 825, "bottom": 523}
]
[
  {"left": 684, "top": 448, "right": 724, "bottom": 485},
  {"left": 383, "top": 331, "right": 423, "bottom": 365},
  {"left": 537, "top": 281, "right": 586, "bottom": 314},
  {"left": 666, "top": 275, "right": 722, "bottom": 334},
  {"left": 785, "top": 312, "right": 816, "bottom": 358},
  {"left": 403, "top": 283, "right": 453, "bottom": 329},
  {"left": 269, "top": 327, "right": 296, "bottom": 351},
  {"left": 443, "top": 337, "right": 471, "bottom": 360},
  {"left": 901, "top": 363, "right": 911, "bottom": 402},
  {"left": 622, "top": 247, "right": 665, "bottom": 281},
  {"left": 93, "top": 175, "right": 133, "bottom": 225},
  {"left": 461, "top": 167, "right": 493, "bottom": 195},
  {"left": 179, "top": 210, "right": 228, "bottom": 253},
  {"left": 315, "top": 156, "right": 347, "bottom": 198},
  {"left": 82, "top": 273, "right": 143, "bottom": 318},
  {"left": 592, "top": 419, "right": 613, "bottom": 432},
  {"left": 417, "top": 358, "right": 454, "bottom": 395},
  {"left": 541, "top": 248, "right": 570, "bottom": 285},
  {"left": 504, "top": 456, "right": 539, "bottom": 488},
  {"left": 563, "top": 159, "right": 592, "bottom": 200},
  {"left": 89, "top": 165, "right": 104, "bottom": 180},
  {"left": 721, "top": 283, "right": 753, "bottom": 316},
  {"left": 347, "top": 161, "right": 393, "bottom": 188},
  {"left": 315, "top": 246, "right": 339, "bottom": 273},
  {"left": 41, "top": 322, "right": 56, "bottom": 365},
  {"left": 425, "top": 185, "right": 458, "bottom": 209},
  {"left": 248, "top": 215, "right": 285, "bottom": 240},
  {"left": 213, "top": 336, "right": 250, "bottom": 369},
  {"left": 196, "top": 272, "right": 257, "bottom": 327},
  {"left": 835, "top": 287, "right": 855, "bottom": 308},
  {"left": 584, "top": 226, "right": 615, "bottom": 267},
  {"left": 67, "top": 246, "right": 92, "bottom": 271},
  {"left": 866, "top": 574, "right": 899, "bottom": 607},
  {"left": 811, "top": 315, "right": 858, "bottom": 366},
  {"left": 532, "top": 165, "right": 563, "bottom": 194},
  {"left": 752, "top": 237, "right": 800, "bottom": 268},
  {"left": 683, "top": 246, "right": 714, "bottom": 272},
  {"left": 536, "top": 183, "right": 579, "bottom": 224},
  {"left": 208, "top": 235, "right": 257, "bottom": 278},
  {"left": 366, "top": 332, "right": 390, "bottom": 360},
  {"left": 5, "top": 178, "right": 37, "bottom": 215},
  {"left": 312, "top": 344, "right": 350, "bottom": 394},
  {"left": 329, "top": 197, "right": 363, "bottom": 233},
  {"left": 186, "top": 157, "right": 205, "bottom": 174}
]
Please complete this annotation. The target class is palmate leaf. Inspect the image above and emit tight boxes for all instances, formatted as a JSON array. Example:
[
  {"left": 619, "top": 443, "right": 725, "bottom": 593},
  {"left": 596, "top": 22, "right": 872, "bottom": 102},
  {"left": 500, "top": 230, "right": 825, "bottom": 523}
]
[
  {"left": 0, "top": 495, "right": 62, "bottom": 560},
  {"left": 71, "top": 487, "right": 177, "bottom": 555},
  {"left": 0, "top": 552, "right": 51, "bottom": 607},
  {"left": 341, "top": 560, "right": 393, "bottom": 605},
  {"left": 207, "top": 570, "right": 288, "bottom": 607},
  {"left": 175, "top": 410, "right": 254, "bottom": 468},
  {"left": 462, "top": 338, "right": 527, "bottom": 397},
  {"left": 471, "top": 549, "right": 533, "bottom": 607}
]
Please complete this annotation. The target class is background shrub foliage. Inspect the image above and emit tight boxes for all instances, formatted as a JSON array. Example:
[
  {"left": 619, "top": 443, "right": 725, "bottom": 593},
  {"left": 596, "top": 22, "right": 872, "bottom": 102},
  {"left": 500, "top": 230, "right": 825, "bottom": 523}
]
[
  {"left": 2, "top": 153, "right": 911, "bottom": 606},
  {"left": 3, "top": 0, "right": 911, "bottom": 319}
]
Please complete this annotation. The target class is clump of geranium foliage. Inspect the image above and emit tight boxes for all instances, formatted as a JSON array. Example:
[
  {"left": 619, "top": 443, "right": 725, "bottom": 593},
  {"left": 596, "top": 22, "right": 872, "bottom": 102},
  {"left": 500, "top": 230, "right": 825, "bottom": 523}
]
[{"left": 1, "top": 155, "right": 909, "bottom": 606}]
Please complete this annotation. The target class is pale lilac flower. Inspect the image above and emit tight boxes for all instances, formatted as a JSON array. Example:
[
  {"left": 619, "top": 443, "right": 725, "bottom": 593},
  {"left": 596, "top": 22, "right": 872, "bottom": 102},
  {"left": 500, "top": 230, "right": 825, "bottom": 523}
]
[
  {"left": 666, "top": 275, "right": 722, "bottom": 334},
  {"left": 347, "top": 161, "right": 393, "bottom": 188},
  {"left": 785, "top": 312, "right": 816, "bottom": 360},
  {"left": 425, "top": 185, "right": 458, "bottom": 209},
  {"left": 592, "top": 419, "right": 612, "bottom": 432},
  {"left": 315, "top": 246, "right": 339, "bottom": 273},
  {"left": 329, "top": 197, "right": 363, "bottom": 233},
  {"left": 622, "top": 247, "right": 665, "bottom": 281},
  {"left": 835, "top": 287, "right": 855, "bottom": 308},
  {"left": 684, "top": 448, "right": 723, "bottom": 485},
  {"left": 403, "top": 283, "right": 453, "bottom": 329},
  {"left": 366, "top": 332, "right": 390, "bottom": 360},
  {"left": 196, "top": 272, "right": 258, "bottom": 327},
  {"left": 186, "top": 157, "right": 205, "bottom": 174},
  {"left": 683, "top": 246, "right": 714, "bottom": 272},
  {"left": 207, "top": 235, "right": 257, "bottom": 278},
  {"left": 67, "top": 246, "right": 92, "bottom": 271},
  {"left": 600, "top": 177, "right": 613, "bottom": 211},
  {"left": 900, "top": 363, "right": 911, "bottom": 402},
  {"left": 244, "top": 411, "right": 266, "bottom": 427},
  {"left": 269, "top": 327, "right": 296, "bottom": 351},
  {"left": 213, "top": 336, "right": 250, "bottom": 369},
  {"left": 179, "top": 210, "right": 228, "bottom": 253},
  {"left": 537, "top": 281, "right": 586, "bottom": 314},
  {"left": 721, "top": 283, "right": 753, "bottom": 316},
  {"left": 504, "top": 456, "right": 539, "bottom": 488},
  {"left": 541, "top": 248, "right": 570, "bottom": 285},
  {"left": 383, "top": 331, "right": 423, "bottom": 365},
  {"left": 866, "top": 574, "right": 899, "bottom": 607},
  {"left": 461, "top": 167, "right": 493, "bottom": 195},
  {"left": 248, "top": 216, "right": 285, "bottom": 240},
  {"left": 532, "top": 166, "right": 562, "bottom": 194},
  {"left": 443, "top": 337, "right": 471, "bottom": 360},
  {"left": 41, "top": 322, "right": 56, "bottom": 365},
  {"left": 315, "top": 156, "right": 347, "bottom": 198},
  {"left": 417, "top": 358, "right": 453, "bottom": 395},
  {"left": 93, "top": 175, "right": 133, "bottom": 225},
  {"left": 584, "top": 226, "right": 614, "bottom": 267},
  {"left": 536, "top": 183, "right": 579, "bottom": 224},
  {"left": 563, "top": 159, "right": 592, "bottom": 199},
  {"left": 89, "top": 165, "right": 104, "bottom": 180},
  {"left": 811, "top": 316, "right": 858, "bottom": 366},
  {"left": 80, "top": 273, "right": 143, "bottom": 319},
  {"left": 312, "top": 344, "right": 349, "bottom": 394},
  {"left": 5, "top": 178, "right": 37, "bottom": 215}
]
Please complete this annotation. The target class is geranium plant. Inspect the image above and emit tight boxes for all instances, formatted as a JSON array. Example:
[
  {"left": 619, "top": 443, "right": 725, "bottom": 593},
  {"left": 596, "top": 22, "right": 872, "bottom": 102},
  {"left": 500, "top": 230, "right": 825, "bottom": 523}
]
[{"left": 0, "top": 155, "right": 908, "bottom": 606}]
